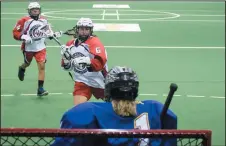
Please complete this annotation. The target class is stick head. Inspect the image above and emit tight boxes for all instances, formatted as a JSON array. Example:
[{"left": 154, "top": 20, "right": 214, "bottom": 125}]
[
  {"left": 64, "top": 28, "right": 76, "bottom": 35},
  {"left": 170, "top": 83, "right": 178, "bottom": 92}
]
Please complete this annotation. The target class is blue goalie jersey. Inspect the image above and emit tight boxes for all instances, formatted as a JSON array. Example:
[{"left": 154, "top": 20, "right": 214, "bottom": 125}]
[{"left": 51, "top": 100, "right": 177, "bottom": 146}]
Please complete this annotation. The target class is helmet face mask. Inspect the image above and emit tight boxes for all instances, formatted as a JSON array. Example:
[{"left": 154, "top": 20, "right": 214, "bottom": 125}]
[
  {"left": 76, "top": 26, "right": 93, "bottom": 42},
  {"left": 28, "top": 2, "right": 41, "bottom": 20},
  {"left": 104, "top": 66, "right": 139, "bottom": 102},
  {"left": 75, "top": 18, "right": 94, "bottom": 42}
]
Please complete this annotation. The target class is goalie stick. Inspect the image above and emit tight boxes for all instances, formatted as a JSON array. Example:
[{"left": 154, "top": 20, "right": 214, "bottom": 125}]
[
  {"left": 159, "top": 83, "right": 178, "bottom": 146},
  {"left": 160, "top": 83, "right": 178, "bottom": 129}
]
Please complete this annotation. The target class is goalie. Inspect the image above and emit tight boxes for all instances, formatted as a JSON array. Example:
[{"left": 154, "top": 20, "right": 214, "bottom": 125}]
[
  {"left": 60, "top": 18, "right": 108, "bottom": 105},
  {"left": 51, "top": 66, "right": 177, "bottom": 146},
  {"left": 12, "top": 2, "right": 58, "bottom": 96}
]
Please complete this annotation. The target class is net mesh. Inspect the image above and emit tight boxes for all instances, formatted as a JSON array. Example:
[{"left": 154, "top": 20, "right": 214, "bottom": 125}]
[{"left": 1, "top": 128, "right": 212, "bottom": 146}]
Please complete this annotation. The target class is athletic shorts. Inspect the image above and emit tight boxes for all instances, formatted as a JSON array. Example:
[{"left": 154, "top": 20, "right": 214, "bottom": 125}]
[
  {"left": 73, "top": 82, "right": 104, "bottom": 100},
  {"left": 22, "top": 49, "right": 47, "bottom": 64}
]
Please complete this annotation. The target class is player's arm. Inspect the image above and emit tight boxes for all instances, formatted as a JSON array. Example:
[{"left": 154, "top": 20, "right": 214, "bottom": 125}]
[
  {"left": 12, "top": 18, "right": 25, "bottom": 40},
  {"left": 50, "top": 120, "right": 72, "bottom": 146},
  {"left": 61, "top": 55, "right": 73, "bottom": 72},
  {"left": 43, "top": 18, "right": 60, "bottom": 39},
  {"left": 61, "top": 59, "right": 73, "bottom": 71},
  {"left": 60, "top": 41, "right": 74, "bottom": 71},
  {"left": 13, "top": 17, "right": 33, "bottom": 44},
  {"left": 51, "top": 103, "right": 97, "bottom": 146},
  {"left": 50, "top": 114, "right": 79, "bottom": 146},
  {"left": 88, "top": 39, "right": 107, "bottom": 72}
]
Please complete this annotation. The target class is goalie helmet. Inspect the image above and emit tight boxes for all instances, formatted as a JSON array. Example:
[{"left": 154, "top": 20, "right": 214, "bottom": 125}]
[
  {"left": 104, "top": 66, "right": 139, "bottom": 102},
  {"left": 27, "top": 2, "right": 41, "bottom": 20},
  {"left": 75, "top": 18, "right": 94, "bottom": 42}
]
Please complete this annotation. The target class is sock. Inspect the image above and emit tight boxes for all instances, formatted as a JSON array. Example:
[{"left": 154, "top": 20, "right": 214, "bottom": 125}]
[
  {"left": 20, "top": 66, "right": 26, "bottom": 72},
  {"left": 38, "top": 80, "right": 44, "bottom": 88}
]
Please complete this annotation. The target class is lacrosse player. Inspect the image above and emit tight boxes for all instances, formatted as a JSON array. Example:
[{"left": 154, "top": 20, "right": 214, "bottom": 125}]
[
  {"left": 61, "top": 18, "right": 108, "bottom": 105},
  {"left": 12, "top": 2, "right": 60, "bottom": 96},
  {"left": 51, "top": 66, "right": 177, "bottom": 146}
]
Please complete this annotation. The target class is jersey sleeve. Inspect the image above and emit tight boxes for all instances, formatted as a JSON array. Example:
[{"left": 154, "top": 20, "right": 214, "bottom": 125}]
[
  {"left": 88, "top": 37, "right": 107, "bottom": 72},
  {"left": 51, "top": 103, "right": 98, "bottom": 146},
  {"left": 12, "top": 18, "right": 26, "bottom": 40}
]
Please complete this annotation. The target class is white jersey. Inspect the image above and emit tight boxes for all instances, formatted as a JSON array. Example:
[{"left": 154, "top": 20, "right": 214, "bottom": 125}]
[
  {"left": 68, "top": 44, "right": 106, "bottom": 89},
  {"left": 13, "top": 16, "right": 49, "bottom": 52},
  {"left": 24, "top": 18, "right": 48, "bottom": 52}
]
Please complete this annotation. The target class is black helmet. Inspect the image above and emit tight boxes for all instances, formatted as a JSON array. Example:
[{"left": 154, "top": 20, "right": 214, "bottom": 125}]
[{"left": 104, "top": 66, "right": 139, "bottom": 102}]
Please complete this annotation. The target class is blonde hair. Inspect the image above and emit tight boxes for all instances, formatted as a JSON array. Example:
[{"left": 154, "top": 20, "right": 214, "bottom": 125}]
[{"left": 112, "top": 100, "right": 142, "bottom": 117}]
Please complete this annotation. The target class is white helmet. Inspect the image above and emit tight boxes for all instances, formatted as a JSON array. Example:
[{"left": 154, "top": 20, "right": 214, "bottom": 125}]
[
  {"left": 76, "top": 18, "right": 94, "bottom": 28},
  {"left": 28, "top": 2, "right": 41, "bottom": 10},
  {"left": 28, "top": 2, "right": 41, "bottom": 20}
]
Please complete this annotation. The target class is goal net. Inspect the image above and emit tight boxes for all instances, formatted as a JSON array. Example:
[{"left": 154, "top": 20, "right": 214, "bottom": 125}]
[{"left": 1, "top": 128, "right": 212, "bottom": 146}]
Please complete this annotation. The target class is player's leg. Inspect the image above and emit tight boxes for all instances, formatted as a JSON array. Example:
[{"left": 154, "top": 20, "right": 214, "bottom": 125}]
[
  {"left": 18, "top": 51, "right": 33, "bottom": 81},
  {"left": 91, "top": 87, "right": 105, "bottom": 100},
  {"left": 34, "top": 49, "right": 48, "bottom": 96},
  {"left": 73, "top": 82, "right": 92, "bottom": 106}
]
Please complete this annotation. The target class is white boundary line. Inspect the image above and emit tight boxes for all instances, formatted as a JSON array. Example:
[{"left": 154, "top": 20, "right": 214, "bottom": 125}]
[
  {"left": 1, "top": 94, "right": 14, "bottom": 97},
  {"left": 2, "top": 8, "right": 221, "bottom": 22},
  {"left": 116, "top": 10, "right": 119, "bottom": 20},
  {"left": 1, "top": 93, "right": 225, "bottom": 99},
  {"left": 182, "top": 14, "right": 225, "bottom": 17},
  {"left": 187, "top": 95, "right": 206, "bottom": 98},
  {"left": 1, "top": 18, "right": 224, "bottom": 22},
  {"left": 41, "top": 9, "right": 181, "bottom": 21},
  {"left": 2, "top": 12, "right": 27, "bottom": 14},
  {"left": 151, "top": 1, "right": 224, "bottom": 3},
  {"left": 210, "top": 96, "right": 225, "bottom": 99},
  {"left": 1, "top": 8, "right": 224, "bottom": 12},
  {"left": 20, "top": 93, "right": 36, "bottom": 96},
  {"left": 102, "top": 10, "right": 105, "bottom": 20},
  {"left": 2, "top": 12, "right": 224, "bottom": 17},
  {"left": 1, "top": 45, "right": 224, "bottom": 50},
  {"left": 140, "top": 94, "right": 158, "bottom": 96}
]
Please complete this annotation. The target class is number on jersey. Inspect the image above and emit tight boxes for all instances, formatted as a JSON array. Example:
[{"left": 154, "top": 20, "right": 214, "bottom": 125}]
[
  {"left": 96, "top": 47, "right": 101, "bottom": 53},
  {"left": 134, "top": 113, "right": 150, "bottom": 146}
]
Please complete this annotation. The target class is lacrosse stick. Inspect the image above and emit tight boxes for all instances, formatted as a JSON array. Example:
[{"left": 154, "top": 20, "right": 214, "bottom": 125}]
[
  {"left": 40, "top": 24, "right": 88, "bottom": 68},
  {"left": 35, "top": 23, "right": 63, "bottom": 46},
  {"left": 62, "top": 27, "right": 77, "bottom": 37}
]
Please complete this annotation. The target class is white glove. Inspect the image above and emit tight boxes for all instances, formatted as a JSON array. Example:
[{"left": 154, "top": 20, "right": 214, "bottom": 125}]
[
  {"left": 54, "top": 31, "right": 63, "bottom": 38},
  {"left": 45, "top": 30, "right": 54, "bottom": 38},
  {"left": 72, "top": 57, "right": 91, "bottom": 68},
  {"left": 21, "top": 35, "right": 32, "bottom": 44},
  {"left": 43, "top": 23, "right": 54, "bottom": 38},
  {"left": 47, "top": 32, "right": 54, "bottom": 38},
  {"left": 60, "top": 45, "right": 71, "bottom": 60}
]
